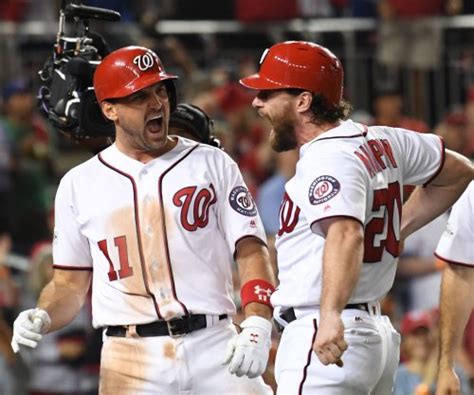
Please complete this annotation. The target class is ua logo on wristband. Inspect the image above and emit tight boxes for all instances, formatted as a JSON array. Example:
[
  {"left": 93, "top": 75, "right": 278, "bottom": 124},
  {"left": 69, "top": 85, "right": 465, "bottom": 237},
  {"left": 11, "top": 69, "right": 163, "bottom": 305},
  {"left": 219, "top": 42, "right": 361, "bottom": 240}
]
[{"left": 254, "top": 285, "right": 272, "bottom": 302}]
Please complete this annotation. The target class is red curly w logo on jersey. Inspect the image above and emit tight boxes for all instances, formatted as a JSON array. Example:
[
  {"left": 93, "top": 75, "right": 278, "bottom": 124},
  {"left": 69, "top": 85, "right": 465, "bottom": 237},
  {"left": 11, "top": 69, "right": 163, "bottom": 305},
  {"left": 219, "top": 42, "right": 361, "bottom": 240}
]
[
  {"left": 278, "top": 192, "right": 300, "bottom": 236},
  {"left": 173, "top": 184, "right": 217, "bottom": 231}
]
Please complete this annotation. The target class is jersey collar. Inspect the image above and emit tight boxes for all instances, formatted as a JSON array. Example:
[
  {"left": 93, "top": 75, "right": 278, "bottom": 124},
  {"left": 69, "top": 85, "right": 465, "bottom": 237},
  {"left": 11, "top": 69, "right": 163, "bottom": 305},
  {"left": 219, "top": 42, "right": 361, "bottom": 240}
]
[
  {"left": 99, "top": 137, "right": 198, "bottom": 175},
  {"left": 300, "top": 119, "right": 367, "bottom": 157}
]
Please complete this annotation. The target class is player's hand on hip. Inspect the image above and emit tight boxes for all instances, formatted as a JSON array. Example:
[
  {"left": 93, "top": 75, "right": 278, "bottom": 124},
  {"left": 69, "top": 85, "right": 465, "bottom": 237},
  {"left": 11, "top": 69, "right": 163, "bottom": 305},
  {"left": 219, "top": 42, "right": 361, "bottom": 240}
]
[
  {"left": 435, "top": 367, "right": 461, "bottom": 395},
  {"left": 222, "top": 315, "right": 272, "bottom": 378},
  {"left": 11, "top": 308, "right": 51, "bottom": 352},
  {"left": 313, "top": 312, "right": 348, "bottom": 367}
]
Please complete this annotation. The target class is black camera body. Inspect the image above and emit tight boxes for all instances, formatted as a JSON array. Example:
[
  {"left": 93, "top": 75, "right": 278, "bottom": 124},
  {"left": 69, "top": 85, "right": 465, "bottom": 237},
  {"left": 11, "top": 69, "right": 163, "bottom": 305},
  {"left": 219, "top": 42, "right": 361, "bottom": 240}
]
[{"left": 38, "top": 3, "right": 120, "bottom": 141}]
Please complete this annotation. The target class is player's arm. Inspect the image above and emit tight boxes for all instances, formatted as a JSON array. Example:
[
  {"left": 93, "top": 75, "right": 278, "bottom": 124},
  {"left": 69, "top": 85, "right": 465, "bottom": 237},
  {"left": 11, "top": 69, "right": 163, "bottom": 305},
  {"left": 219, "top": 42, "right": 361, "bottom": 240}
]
[
  {"left": 235, "top": 237, "right": 275, "bottom": 320},
  {"left": 11, "top": 268, "right": 91, "bottom": 351},
  {"left": 401, "top": 149, "right": 473, "bottom": 240},
  {"left": 314, "top": 217, "right": 364, "bottom": 366},
  {"left": 37, "top": 268, "right": 92, "bottom": 332},
  {"left": 223, "top": 237, "right": 276, "bottom": 378},
  {"left": 436, "top": 264, "right": 474, "bottom": 395}
]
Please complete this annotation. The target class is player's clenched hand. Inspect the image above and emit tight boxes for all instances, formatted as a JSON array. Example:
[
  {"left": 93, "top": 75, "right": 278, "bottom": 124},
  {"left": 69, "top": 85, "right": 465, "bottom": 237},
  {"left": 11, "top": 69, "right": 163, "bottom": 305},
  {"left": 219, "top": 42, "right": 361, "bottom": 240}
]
[
  {"left": 436, "top": 367, "right": 461, "bottom": 395},
  {"left": 313, "top": 312, "right": 348, "bottom": 367},
  {"left": 222, "top": 315, "right": 272, "bottom": 378},
  {"left": 11, "top": 308, "right": 51, "bottom": 352}
]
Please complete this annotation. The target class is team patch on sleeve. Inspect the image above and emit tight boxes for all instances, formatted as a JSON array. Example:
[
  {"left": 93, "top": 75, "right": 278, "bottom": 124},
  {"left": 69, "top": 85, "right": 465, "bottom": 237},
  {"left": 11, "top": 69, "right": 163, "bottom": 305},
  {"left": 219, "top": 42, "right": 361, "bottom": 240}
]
[
  {"left": 229, "top": 186, "right": 258, "bottom": 216},
  {"left": 309, "top": 175, "right": 341, "bottom": 205}
]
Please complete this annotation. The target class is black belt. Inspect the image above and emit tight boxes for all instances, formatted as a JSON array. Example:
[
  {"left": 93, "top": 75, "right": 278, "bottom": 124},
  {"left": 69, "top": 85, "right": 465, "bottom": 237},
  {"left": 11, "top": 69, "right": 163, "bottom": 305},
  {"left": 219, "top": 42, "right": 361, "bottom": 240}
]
[
  {"left": 106, "top": 314, "right": 228, "bottom": 338},
  {"left": 279, "top": 303, "right": 370, "bottom": 325}
]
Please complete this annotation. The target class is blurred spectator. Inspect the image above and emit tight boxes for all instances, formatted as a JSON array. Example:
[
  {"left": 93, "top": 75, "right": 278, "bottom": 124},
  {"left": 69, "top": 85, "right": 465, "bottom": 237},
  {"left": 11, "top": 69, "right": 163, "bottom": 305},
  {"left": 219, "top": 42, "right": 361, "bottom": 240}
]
[
  {"left": 257, "top": 150, "right": 299, "bottom": 237},
  {"left": 396, "top": 214, "right": 448, "bottom": 312},
  {"left": 396, "top": 108, "right": 470, "bottom": 313},
  {"left": 0, "top": 115, "right": 13, "bottom": 230},
  {"left": 376, "top": 0, "right": 461, "bottom": 71},
  {"left": 434, "top": 111, "right": 469, "bottom": 156},
  {"left": 376, "top": 0, "right": 462, "bottom": 120},
  {"left": 394, "top": 310, "right": 469, "bottom": 395},
  {"left": 0, "top": 234, "right": 18, "bottom": 325},
  {"left": 351, "top": 109, "right": 374, "bottom": 125},
  {"left": 372, "top": 87, "right": 429, "bottom": 132},
  {"left": 0, "top": 79, "right": 57, "bottom": 255},
  {"left": 213, "top": 82, "right": 271, "bottom": 196},
  {"left": 257, "top": 149, "right": 298, "bottom": 271},
  {"left": 161, "top": 36, "right": 202, "bottom": 83},
  {"left": 0, "top": 230, "right": 28, "bottom": 395}
]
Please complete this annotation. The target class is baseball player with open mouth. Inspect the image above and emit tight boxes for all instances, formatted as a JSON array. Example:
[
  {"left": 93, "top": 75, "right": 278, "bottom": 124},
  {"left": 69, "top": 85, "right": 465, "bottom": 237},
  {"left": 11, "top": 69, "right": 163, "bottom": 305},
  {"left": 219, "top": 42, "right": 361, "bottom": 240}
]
[
  {"left": 12, "top": 45, "right": 275, "bottom": 395},
  {"left": 241, "top": 40, "right": 473, "bottom": 394}
]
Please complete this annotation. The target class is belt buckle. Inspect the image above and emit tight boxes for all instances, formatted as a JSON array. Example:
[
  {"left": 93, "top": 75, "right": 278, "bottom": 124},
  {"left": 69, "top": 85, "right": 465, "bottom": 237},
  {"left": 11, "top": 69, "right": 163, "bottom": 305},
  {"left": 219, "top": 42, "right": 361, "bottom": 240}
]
[
  {"left": 125, "top": 325, "right": 139, "bottom": 338},
  {"left": 166, "top": 317, "right": 187, "bottom": 338}
]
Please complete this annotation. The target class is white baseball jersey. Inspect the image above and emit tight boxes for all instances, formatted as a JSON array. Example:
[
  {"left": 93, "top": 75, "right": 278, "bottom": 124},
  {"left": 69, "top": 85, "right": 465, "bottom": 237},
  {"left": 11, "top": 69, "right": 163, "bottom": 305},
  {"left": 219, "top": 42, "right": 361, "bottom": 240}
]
[
  {"left": 435, "top": 181, "right": 474, "bottom": 266},
  {"left": 53, "top": 137, "right": 266, "bottom": 328},
  {"left": 271, "top": 119, "right": 444, "bottom": 309}
]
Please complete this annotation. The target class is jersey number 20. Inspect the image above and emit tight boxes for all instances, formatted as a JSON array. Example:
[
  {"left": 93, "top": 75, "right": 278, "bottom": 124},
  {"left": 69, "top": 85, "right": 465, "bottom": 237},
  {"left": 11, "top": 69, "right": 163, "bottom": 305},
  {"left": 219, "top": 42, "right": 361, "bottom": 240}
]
[{"left": 364, "top": 181, "right": 402, "bottom": 263}]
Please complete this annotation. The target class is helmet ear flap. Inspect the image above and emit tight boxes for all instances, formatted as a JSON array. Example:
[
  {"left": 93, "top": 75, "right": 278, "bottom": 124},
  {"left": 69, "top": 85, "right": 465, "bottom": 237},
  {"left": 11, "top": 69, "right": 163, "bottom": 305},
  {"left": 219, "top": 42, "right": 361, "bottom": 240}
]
[{"left": 165, "top": 80, "right": 177, "bottom": 112}]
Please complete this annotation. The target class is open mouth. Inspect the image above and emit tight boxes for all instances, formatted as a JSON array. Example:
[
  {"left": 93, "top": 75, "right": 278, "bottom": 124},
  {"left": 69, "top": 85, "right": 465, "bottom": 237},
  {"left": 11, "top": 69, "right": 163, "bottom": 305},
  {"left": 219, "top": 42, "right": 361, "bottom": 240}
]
[{"left": 146, "top": 115, "right": 163, "bottom": 133}]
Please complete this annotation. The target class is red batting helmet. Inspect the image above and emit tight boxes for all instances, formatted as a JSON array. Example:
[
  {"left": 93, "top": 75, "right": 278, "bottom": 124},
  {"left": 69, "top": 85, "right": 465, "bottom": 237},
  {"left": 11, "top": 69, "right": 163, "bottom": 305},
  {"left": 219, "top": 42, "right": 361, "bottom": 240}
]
[
  {"left": 93, "top": 46, "right": 178, "bottom": 108},
  {"left": 240, "top": 41, "right": 344, "bottom": 106}
]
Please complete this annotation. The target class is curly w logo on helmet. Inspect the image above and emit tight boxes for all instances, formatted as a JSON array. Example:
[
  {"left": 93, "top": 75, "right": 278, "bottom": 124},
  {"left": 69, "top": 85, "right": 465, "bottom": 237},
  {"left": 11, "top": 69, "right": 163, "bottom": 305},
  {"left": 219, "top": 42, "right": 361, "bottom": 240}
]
[{"left": 133, "top": 52, "right": 155, "bottom": 71}]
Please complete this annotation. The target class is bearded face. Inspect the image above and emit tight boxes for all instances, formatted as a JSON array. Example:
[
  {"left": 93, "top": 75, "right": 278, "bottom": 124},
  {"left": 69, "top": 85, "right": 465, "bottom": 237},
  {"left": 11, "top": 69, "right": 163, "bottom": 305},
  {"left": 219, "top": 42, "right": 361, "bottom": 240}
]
[{"left": 269, "top": 102, "right": 298, "bottom": 152}]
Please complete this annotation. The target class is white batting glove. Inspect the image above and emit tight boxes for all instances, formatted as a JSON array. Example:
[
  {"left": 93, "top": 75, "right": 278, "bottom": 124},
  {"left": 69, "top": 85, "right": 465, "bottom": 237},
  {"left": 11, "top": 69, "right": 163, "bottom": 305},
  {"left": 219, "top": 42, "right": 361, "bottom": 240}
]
[
  {"left": 11, "top": 308, "right": 51, "bottom": 353},
  {"left": 222, "top": 315, "right": 272, "bottom": 378}
]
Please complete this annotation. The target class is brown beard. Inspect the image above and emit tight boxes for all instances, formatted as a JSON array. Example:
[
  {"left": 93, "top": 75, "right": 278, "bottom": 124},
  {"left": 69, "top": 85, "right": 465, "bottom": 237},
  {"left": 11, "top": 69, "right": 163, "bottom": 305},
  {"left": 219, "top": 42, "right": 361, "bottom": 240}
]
[{"left": 270, "top": 118, "right": 298, "bottom": 152}]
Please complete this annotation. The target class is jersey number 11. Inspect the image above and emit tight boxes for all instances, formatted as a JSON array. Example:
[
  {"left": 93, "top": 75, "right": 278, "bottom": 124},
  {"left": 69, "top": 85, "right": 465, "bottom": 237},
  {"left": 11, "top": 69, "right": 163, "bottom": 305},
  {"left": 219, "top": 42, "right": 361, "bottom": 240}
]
[{"left": 98, "top": 236, "right": 134, "bottom": 281}]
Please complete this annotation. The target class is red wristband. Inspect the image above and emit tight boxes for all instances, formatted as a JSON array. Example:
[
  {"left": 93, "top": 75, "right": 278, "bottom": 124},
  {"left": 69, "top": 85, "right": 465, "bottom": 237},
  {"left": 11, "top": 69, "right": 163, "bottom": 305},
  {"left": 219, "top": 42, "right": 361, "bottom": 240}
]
[{"left": 240, "top": 279, "right": 275, "bottom": 309}]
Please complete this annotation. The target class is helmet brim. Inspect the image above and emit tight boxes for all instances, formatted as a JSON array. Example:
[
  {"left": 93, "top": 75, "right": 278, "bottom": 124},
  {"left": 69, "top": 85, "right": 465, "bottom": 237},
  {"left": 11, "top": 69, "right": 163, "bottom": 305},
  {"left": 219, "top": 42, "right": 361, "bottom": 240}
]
[
  {"left": 104, "top": 72, "right": 178, "bottom": 101},
  {"left": 239, "top": 74, "right": 285, "bottom": 90}
]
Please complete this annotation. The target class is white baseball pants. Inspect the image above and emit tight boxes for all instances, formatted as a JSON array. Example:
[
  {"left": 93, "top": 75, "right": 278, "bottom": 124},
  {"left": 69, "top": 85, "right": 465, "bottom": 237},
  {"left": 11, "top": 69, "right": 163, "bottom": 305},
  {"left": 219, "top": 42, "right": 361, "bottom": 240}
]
[
  {"left": 99, "top": 318, "right": 273, "bottom": 394},
  {"left": 275, "top": 304, "right": 400, "bottom": 395}
]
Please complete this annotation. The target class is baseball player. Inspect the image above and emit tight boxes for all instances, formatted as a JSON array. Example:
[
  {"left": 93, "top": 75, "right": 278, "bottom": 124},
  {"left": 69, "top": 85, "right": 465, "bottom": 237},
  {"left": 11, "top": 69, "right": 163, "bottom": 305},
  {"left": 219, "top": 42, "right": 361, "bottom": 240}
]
[
  {"left": 169, "top": 103, "right": 221, "bottom": 149},
  {"left": 432, "top": 181, "right": 474, "bottom": 395},
  {"left": 11, "top": 46, "right": 276, "bottom": 394},
  {"left": 240, "top": 40, "right": 473, "bottom": 394}
]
